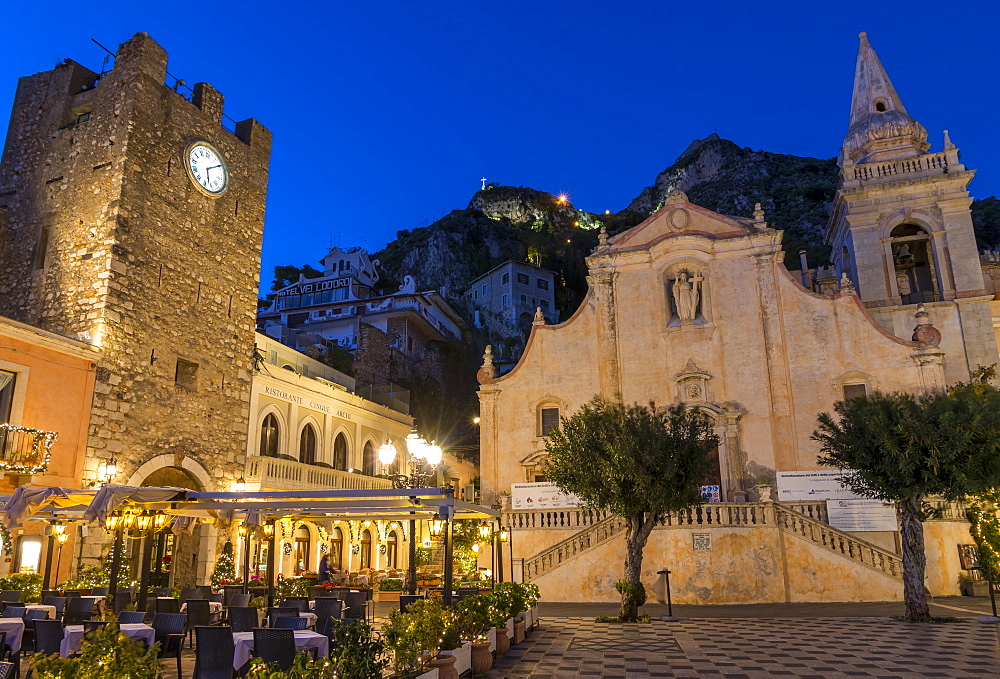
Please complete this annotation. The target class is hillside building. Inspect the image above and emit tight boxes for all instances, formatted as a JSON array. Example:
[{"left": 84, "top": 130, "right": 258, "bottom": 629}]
[{"left": 478, "top": 34, "right": 995, "bottom": 604}]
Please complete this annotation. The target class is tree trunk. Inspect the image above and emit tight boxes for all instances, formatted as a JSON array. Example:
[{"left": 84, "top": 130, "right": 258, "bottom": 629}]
[
  {"left": 899, "top": 496, "right": 930, "bottom": 622},
  {"left": 620, "top": 513, "right": 656, "bottom": 621}
]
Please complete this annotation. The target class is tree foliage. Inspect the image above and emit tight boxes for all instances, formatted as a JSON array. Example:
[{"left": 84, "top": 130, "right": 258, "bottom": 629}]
[
  {"left": 545, "top": 397, "right": 718, "bottom": 620},
  {"left": 813, "top": 368, "right": 1000, "bottom": 622},
  {"left": 270, "top": 264, "right": 324, "bottom": 292}
]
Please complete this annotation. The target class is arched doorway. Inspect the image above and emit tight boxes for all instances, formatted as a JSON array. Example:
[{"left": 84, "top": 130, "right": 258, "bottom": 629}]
[
  {"left": 260, "top": 414, "right": 280, "bottom": 457},
  {"left": 362, "top": 441, "right": 376, "bottom": 476},
  {"left": 294, "top": 525, "right": 311, "bottom": 575},
  {"left": 136, "top": 466, "right": 204, "bottom": 588},
  {"left": 333, "top": 433, "right": 348, "bottom": 471},
  {"left": 331, "top": 527, "right": 343, "bottom": 570},
  {"left": 360, "top": 529, "right": 372, "bottom": 569},
  {"left": 386, "top": 531, "right": 399, "bottom": 570},
  {"left": 299, "top": 425, "right": 317, "bottom": 465}
]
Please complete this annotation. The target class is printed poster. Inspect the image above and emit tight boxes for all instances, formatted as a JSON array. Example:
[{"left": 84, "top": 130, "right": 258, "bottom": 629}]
[{"left": 510, "top": 482, "right": 583, "bottom": 510}]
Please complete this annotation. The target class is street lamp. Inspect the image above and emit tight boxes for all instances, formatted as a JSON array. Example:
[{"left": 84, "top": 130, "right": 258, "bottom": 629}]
[
  {"left": 478, "top": 523, "right": 493, "bottom": 541},
  {"left": 233, "top": 476, "right": 246, "bottom": 493},
  {"left": 428, "top": 518, "right": 446, "bottom": 540}
]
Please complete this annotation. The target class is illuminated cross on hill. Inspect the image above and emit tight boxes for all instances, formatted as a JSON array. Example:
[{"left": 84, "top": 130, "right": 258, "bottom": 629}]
[{"left": 481, "top": 177, "right": 488, "bottom": 190}]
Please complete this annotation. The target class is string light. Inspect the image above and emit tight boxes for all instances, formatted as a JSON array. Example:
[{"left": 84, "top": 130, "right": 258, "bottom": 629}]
[{"left": 0, "top": 425, "right": 57, "bottom": 474}]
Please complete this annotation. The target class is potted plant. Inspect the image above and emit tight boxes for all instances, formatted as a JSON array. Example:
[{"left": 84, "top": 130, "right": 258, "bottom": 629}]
[
  {"left": 492, "top": 582, "right": 527, "bottom": 645},
  {"left": 521, "top": 582, "right": 540, "bottom": 631},
  {"left": 959, "top": 572, "right": 990, "bottom": 597},
  {"left": 453, "top": 595, "right": 496, "bottom": 675},
  {"left": 327, "top": 619, "right": 390, "bottom": 679},
  {"left": 378, "top": 577, "right": 404, "bottom": 602},
  {"left": 382, "top": 596, "right": 448, "bottom": 678}
]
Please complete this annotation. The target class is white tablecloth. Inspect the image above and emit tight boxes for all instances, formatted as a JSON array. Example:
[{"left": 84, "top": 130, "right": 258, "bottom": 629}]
[
  {"left": 232, "top": 630, "right": 329, "bottom": 669},
  {"left": 25, "top": 604, "right": 57, "bottom": 619},
  {"left": 0, "top": 618, "right": 24, "bottom": 653},
  {"left": 180, "top": 601, "right": 223, "bottom": 614},
  {"left": 60, "top": 623, "right": 156, "bottom": 657}
]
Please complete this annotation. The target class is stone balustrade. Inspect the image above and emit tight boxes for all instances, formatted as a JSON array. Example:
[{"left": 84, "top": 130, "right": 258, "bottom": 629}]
[
  {"left": 848, "top": 150, "right": 950, "bottom": 182},
  {"left": 245, "top": 455, "right": 393, "bottom": 492}
]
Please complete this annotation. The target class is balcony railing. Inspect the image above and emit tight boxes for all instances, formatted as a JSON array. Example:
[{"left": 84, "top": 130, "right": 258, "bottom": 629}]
[
  {"left": 245, "top": 455, "right": 393, "bottom": 492},
  {"left": 0, "top": 424, "right": 58, "bottom": 475}
]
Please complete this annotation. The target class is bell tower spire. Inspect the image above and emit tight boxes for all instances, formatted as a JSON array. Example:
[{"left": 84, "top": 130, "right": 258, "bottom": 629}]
[{"left": 842, "top": 32, "right": 929, "bottom": 165}]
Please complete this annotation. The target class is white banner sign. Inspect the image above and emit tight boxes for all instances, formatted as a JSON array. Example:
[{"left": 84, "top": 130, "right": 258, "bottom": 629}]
[
  {"left": 510, "top": 482, "right": 583, "bottom": 510},
  {"left": 776, "top": 470, "right": 861, "bottom": 502},
  {"left": 826, "top": 499, "right": 898, "bottom": 532}
]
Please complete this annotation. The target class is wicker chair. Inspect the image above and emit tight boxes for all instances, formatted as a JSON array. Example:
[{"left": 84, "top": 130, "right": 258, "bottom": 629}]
[
  {"left": 279, "top": 597, "right": 309, "bottom": 613},
  {"left": 222, "top": 586, "right": 244, "bottom": 607},
  {"left": 252, "top": 627, "right": 296, "bottom": 671},
  {"left": 21, "top": 608, "right": 49, "bottom": 651},
  {"left": 229, "top": 593, "right": 250, "bottom": 608},
  {"left": 178, "top": 588, "right": 201, "bottom": 607},
  {"left": 0, "top": 592, "right": 20, "bottom": 604},
  {"left": 151, "top": 613, "right": 186, "bottom": 678},
  {"left": 157, "top": 598, "right": 180, "bottom": 614},
  {"left": 63, "top": 597, "right": 95, "bottom": 625},
  {"left": 342, "top": 591, "right": 368, "bottom": 621},
  {"left": 117, "top": 610, "right": 145, "bottom": 624},
  {"left": 193, "top": 625, "right": 235, "bottom": 679},
  {"left": 42, "top": 596, "right": 66, "bottom": 620},
  {"left": 399, "top": 595, "right": 423, "bottom": 613},
  {"left": 0, "top": 661, "right": 13, "bottom": 679},
  {"left": 228, "top": 607, "right": 259, "bottom": 633},
  {"left": 313, "top": 598, "right": 343, "bottom": 628},
  {"left": 33, "top": 619, "right": 65, "bottom": 656},
  {"left": 272, "top": 616, "right": 306, "bottom": 630},
  {"left": 0, "top": 607, "right": 25, "bottom": 619},
  {"left": 265, "top": 607, "right": 298, "bottom": 628},
  {"left": 90, "top": 587, "right": 109, "bottom": 597},
  {"left": 185, "top": 599, "right": 216, "bottom": 647}
]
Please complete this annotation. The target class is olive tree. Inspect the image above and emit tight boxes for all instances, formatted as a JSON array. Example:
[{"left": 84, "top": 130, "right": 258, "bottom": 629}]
[
  {"left": 813, "top": 369, "right": 1000, "bottom": 622},
  {"left": 545, "top": 397, "right": 718, "bottom": 621}
]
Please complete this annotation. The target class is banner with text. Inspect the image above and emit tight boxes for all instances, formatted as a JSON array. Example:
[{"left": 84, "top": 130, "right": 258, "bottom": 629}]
[
  {"left": 776, "top": 470, "right": 861, "bottom": 502},
  {"left": 826, "top": 499, "right": 898, "bottom": 532},
  {"left": 510, "top": 482, "right": 584, "bottom": 510}
]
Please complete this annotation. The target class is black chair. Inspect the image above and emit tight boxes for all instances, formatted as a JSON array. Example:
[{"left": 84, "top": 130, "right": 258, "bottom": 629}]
[
  {"left": 153, "top": 587, "right": 172, "bottom": 597},
  {"left": 151, "top": 613, "right": 186, "bottom": 678},
  {"left": 273, "top": 616, "right": 306, "bottom": 630},
  {"left": 117, "top": 610, "right": 145, "bottom": 624},
  {"left": 252, "top": 627, "right": 296, "bottom": 671},
  {"left": 40, "top": 590, "right": 59, "bottom": 601},
  {"left": 279, "top": 597, "right": 309, "bottom": 614},
  {"left": 43, "top": 596, "right": 66, "bottom": 619},
  {"left": 229, "top": 593, "right": 250, "bottom": 608},
  {"left": 228, "top": 607, "right": 259, "bottom": 633},
  {"left": 157, "top": 598, "right": 180, "bottom": 614},
  {"left": 266, "top": 607, "right": 298, "bottom": 628},
  {"left": 313, "top": 598, "right": 342, "bottom": 627},
  {"left": 1, "top": 607, "right": 25, "bottom": 619},
  {"left": 222, "top": 586, "right": 244, "bottom": 607},
  {"left": 33, "top": 619, "right": 65, "bottom": 656},
  {"left": 399, "top": 595, "right": 423, "bottom": 613},
  {"left": 0, "top": 661, "right": 13, "bottom": 679},
  {"left": 307, "top": 586, "right": 327, "bottom": 600},
  {"left": 62, "top": 590, "right": 82, "bottom": 599},
  {"left": 21, "top": 608, "right": 49, "bottom": 650},
  {"left": 90, "top": 586, "right": 109, "bottom": 597},
  {"left": 0, "top": 592, "right": 20, "bottom": 604},
  {"left": 185, "top": 599, "right": 216, "bottom": 647},
  {"left": 193, "top": 625, "right": 235, "bottom": 679},
  {"left": 342, "top": 591, "right": 367, "bottom": 621},
  {"left": 63, "top": 597, "right": 95, "bottom": 625},
  {"left": 112, "top": 591, "right": 131, "bottom": 615},
  {"left": 321, "top": 617, "right": 345, "bottom": 657},
  {"left": 178, "top": 587, "right": 201, "bottom": 607},
  {"left": 456, "top": 587, "right": 479, "bottom": 599},
  {"left": 207, "top": 593, "right": 224, "bottom": 604}
]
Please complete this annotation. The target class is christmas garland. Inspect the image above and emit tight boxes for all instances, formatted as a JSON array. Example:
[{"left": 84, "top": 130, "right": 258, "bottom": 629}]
[{"left": 0, "top": 425, "right": 57, "bottom": 474}]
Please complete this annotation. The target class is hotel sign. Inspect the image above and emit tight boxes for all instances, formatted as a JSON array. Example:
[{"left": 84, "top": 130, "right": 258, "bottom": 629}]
[
  {"left": 277, "top": 277, "right": 351, "bottom": 296},
  {"left": 262, "top": 385, "right": 335, "bottom": 415}
]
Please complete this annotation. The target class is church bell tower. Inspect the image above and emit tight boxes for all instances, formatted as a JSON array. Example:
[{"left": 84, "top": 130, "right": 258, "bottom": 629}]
[{"left": 826, "top": 33, "right": 997, "bottom": 381}]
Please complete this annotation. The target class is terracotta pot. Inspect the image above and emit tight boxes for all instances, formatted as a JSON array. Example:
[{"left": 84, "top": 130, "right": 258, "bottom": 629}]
[
  {"left": 495, "top": 627, "right": 510, "bottom": 655},
  {"left": 430, "top": 654, "right": 458, "bottom": 679},
  {"left": 513, "top": 620, "right": 525, "bottom": 644},
  {"left": 471, "top": 642, "right": 493, "bottom": 676}
]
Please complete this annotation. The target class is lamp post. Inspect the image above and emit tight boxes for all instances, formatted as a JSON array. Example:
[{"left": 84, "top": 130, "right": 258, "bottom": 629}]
[
  {"left": 264, "top": 521, "right": 276, "bottom": 606},
  {"left": 106, "top": 511, "right": 134, "bottom": 599},
  {"left": 136, "top": 510, "right": 170, "bottom": 611},
  {"left": 478, "top": 522, "right": 495, "bottom": 586},
  {"left": 498, "top": 526, "right": 509, "bottom": 584},
  {"left": 55, "top": 530, "right": 68, "bottom": 585},
  {"left": 42, "top": 522, "right": 60, "bottom": 592},
  {"left": 239, "top": 524, "right": 251, "bottom": 595}
]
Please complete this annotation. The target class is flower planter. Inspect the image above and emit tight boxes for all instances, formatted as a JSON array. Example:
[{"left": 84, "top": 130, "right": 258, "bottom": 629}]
[
  {"left": 487, "top": 627, "right": 496, "bottom": 653},
  {"left": 378, "top": 590, "right": 402, "bottom": 602},
  {"left": 441, "top": 642, "right": 472, "bottom": 676},
  {"left": 495, "top": 625, "right": 510, "bottom": 656},
  {"left": 470, "top": 642, "right": 493, "bottom": 676},
  {"left": 415, "top": 669, "right": 439, "bottom": 679},
  {"left": 531, "top": 605, "right": 539, "bottom": 630},
  {"left": 522, "top": 608, "right": 533, "bottom": 631},
  {"left": 513, "top": 620, "right": 525, "bottom": 644},
  {"left": 962, "top": 580, "right": 990, "bottom": 597}
]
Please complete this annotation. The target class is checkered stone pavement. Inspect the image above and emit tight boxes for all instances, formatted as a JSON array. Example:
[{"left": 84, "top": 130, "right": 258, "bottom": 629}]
[{"left": 483, "top": 616, "right": 1000, "bottom": 678}]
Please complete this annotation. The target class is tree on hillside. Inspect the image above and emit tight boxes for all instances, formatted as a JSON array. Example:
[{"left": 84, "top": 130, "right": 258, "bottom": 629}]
[
  {"left": 813, "top": 368, "right": 1000, "bottom": 622},
  {"left": 270, "top": 264, "right": 324, "bottom": 292},
  {"left": 544, "top": 397, "right": 718, "bottom": 621}
]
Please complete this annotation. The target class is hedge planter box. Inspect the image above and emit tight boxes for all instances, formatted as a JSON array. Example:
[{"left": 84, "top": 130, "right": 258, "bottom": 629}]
[
  {"left": 378, "top": 590, "right": 402, "bottom": 602},
  {"left": 962, "top": 580, "right": 990, "bottom": 597},
  {"left": 441, "top": 642, "right": 472, "bottom": 675},
  {"left": 415, "top": 669, "right": 439, "bottom": 679},
  {"left": 513, "top": 619, "right": 526, "bottom": 644},
  {"left": 487, "top": 627, "right": 496, "bottom": 653},
  {"left": 531, "top": 605, "right": 539, "bottom": 629},
  {"left": 505, "top": 618, "right": 514, "bottom": 639}
]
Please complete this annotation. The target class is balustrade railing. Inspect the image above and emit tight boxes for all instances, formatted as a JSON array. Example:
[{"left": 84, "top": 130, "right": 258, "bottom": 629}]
[
  {"left": 850, "top": 151, "right": 949, "bottom": 182},
  {"left": 0, "top": 423, "right": 58, "bottom": 475},
  {"left": 246, "top": 455, "right": 393, "bottom": 492}
]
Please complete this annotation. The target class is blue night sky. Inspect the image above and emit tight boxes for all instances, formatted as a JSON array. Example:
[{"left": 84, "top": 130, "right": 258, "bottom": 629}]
[{"left": 4, "top": 2, "right": 998, "bottom": 288}]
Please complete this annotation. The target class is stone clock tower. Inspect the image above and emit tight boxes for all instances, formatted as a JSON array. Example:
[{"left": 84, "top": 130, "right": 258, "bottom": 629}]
[{"left": 0, "top": 33, "right": 271, "bottom": 570}]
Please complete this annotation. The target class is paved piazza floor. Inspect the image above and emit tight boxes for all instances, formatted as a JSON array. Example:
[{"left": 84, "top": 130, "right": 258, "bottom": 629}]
[{"left": 483, "top": 616, "right": 1000, "bottom": 678}]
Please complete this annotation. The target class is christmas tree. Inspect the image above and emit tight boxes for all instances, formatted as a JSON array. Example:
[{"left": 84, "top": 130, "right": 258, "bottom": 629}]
[{"left": 211, "top": 540, "right": 237, "bottom": 587}]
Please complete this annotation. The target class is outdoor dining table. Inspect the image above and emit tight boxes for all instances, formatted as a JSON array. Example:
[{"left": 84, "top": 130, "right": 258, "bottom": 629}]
[
  {"left": 0, "top": 618, "right": 24, "bottom": 653},
  {"left": 24, "top": 604, "right": 57, "bottom": 619},
  {"left": 60, "top": 623, "right": 156, "bottom": 657},
  {"left": 232, "top": 630, "right": 329, "bottom": 669},
  {"left": 179, "top": 601, "right": 224, "bottom": 614}
]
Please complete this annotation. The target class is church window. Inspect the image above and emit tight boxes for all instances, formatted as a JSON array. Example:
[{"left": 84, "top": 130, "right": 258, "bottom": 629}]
[
  {"left": 174, "top": 359, "right": 198, "bottom": 390},
  {"left": 874, "top": 98, "right": 888, "bottom": 112},
  {"left": 299, "top": 424, "right": 317, "bottom": 465},
  {"left": 333, "top": 433, "right": 349, "bottom": 470},
  {"left": 537, "top": 278, "right": 549, "bottom": 290},
  {"left": 501, "top": 272, "right": 509, "bottom": 285},
  {"left": 482, "top": 284, "right": 488, "bottom": 296},
  {"left": 260, "top": 414, "right": 279, "bottom": 457},
  {"left": 502, "top": 294, "right": 508, "bottom": 307},
  {"left": 517, "top": 273, "right": 530, "bottom": 285},
  {"left": 539, "top": 407, "right": 560, "bottom": 436},
  {"left": 362, "top": 441, "right": 377, "bottom": 476},
  {"left": 890, "top": 223, "right": 939, "bottom": 304},
  {"left": 842, "top": 383, "right": 867, "bottom": 401}
]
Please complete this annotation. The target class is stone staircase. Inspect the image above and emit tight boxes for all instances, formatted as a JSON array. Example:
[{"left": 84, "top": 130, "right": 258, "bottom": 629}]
[{"left": 516, "top": 502, "right": 903, "bottom": 582}]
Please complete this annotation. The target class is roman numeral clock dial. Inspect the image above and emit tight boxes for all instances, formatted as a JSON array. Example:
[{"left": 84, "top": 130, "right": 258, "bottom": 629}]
[{"left": 186, "top": 142, "right": 229, "bottom": 196}]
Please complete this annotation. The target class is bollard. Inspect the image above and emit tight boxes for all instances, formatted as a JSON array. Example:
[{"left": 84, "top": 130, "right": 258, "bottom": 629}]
[{"left": 657, "top": 569, "right": 678, "bottom": 622}]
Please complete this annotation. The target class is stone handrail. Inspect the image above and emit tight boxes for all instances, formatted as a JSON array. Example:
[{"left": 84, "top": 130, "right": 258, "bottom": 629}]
[
  {"left": 772, "top": 504, "right": 901, "bottom": 580},
  {"left": 925, "top": 498, "right": 968, "bottom": 522},
  {"left": 245, "top": 455, "right": 393, "bottom": 492},
  {"left": 519, "top": 501, "right": 902, "bottom": 583},
  {"left": 849, "top": 150, "right": 949, "bottom": 182}
]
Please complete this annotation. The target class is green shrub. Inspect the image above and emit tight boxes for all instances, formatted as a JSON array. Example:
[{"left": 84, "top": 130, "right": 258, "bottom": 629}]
[
  {"left": 454, "top": 594, "right": 503, "bottom": 642},
  {"left": 378, "top": 578, "right": 403, "bottom": 591},
  {"left": 382, "top": 595, "right": 448, "bottom": 675},
  {"left": 245, "top": 652, "right": 335, "bottom": 678},
  {"left": 491, "top": 582, "right": 528, "bottom": 619},
  {"left": 30, "top": 622, "right": 161, "bottom": 678},
  {"left": 275, "top": 577, "right": 310, "bottom": 600},
  {"left": 327, "top": 619, "right": 389, "bottom": 678},
  {"left": 0, "top": 572, "right": 42, "bottom": 603}
]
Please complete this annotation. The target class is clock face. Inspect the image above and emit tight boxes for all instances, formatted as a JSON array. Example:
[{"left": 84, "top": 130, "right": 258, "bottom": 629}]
[{"left": 187, "top": 143, "right": 228, "bottom": 195}]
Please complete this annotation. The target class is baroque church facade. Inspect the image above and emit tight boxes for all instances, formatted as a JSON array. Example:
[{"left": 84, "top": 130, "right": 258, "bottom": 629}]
[{"left": 477, "top": 35, "right": 996, "bottom": 603}]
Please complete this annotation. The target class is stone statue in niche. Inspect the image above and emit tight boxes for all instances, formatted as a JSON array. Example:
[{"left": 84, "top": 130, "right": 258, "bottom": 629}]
[{"left": 672, "top": 271, "right": 703, "bottom": 322}]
